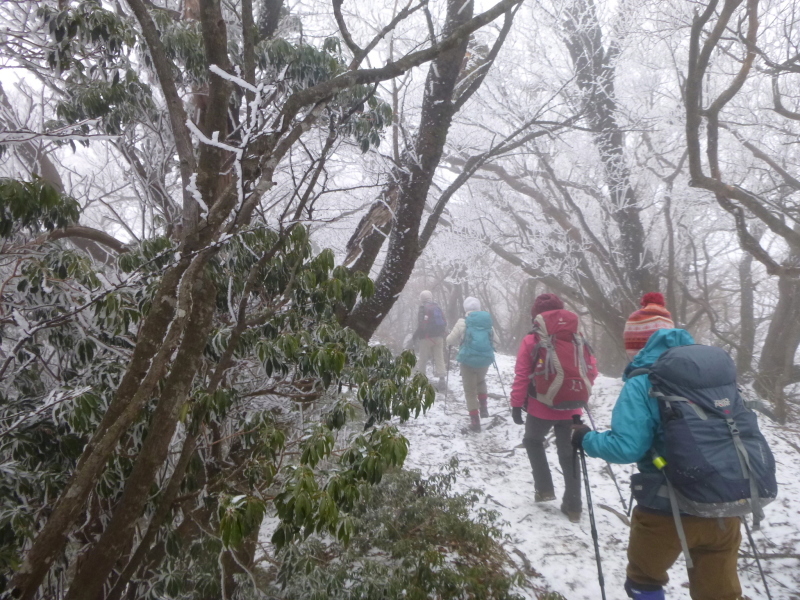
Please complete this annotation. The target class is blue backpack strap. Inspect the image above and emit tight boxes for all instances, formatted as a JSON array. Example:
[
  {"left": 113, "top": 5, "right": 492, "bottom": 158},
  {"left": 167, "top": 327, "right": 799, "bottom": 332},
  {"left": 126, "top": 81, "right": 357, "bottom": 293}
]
[
  {"left": 725, "top": 417, "right": 765, "bottom": 528},
  {"left": 664, "top": 474, "right": 694, "bottom": 569},
  {"left": 627, "top": 367, "right": 651, "bottom": 378}
]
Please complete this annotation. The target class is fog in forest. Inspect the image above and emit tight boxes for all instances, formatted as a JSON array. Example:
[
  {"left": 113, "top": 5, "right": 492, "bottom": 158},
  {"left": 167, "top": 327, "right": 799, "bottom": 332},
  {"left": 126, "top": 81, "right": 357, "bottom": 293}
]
[{"left": 1, "top": 0, "right": 799, "bottom": 598}]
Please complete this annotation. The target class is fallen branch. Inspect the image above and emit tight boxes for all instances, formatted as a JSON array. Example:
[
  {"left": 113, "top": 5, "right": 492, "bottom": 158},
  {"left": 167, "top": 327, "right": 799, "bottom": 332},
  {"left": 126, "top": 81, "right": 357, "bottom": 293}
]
[
  {"left": 739, "top": 552, "right": 800, "bottom": 560},
  {"left": 596, "top": 503, "right": 631, "bottom": 527}
]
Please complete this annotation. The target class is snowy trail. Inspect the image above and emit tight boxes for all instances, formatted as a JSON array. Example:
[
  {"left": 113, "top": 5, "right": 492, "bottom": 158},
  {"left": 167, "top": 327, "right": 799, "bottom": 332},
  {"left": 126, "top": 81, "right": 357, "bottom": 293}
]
[{"left": 399, "top": 354, "right": 800, "bottom": 600}]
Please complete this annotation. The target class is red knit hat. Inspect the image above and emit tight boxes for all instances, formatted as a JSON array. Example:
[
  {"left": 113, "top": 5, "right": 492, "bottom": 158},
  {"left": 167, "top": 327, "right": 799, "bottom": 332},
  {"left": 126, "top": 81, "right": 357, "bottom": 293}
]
[
  {"left": 640, "top": 292, "right": 665, "bottom": 307},
  {"left": 531, "top": 293, "right": 564, "bottom": 318},
  {"left": 623, "top": 292, "right": 674, "bottom": 359}
]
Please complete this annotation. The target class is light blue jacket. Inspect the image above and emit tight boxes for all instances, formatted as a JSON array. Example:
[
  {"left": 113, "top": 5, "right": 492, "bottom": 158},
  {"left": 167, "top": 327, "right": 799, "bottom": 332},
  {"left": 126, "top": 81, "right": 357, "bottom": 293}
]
[{"left": 582, "top": 329, "right": 695, "bottom": 472}]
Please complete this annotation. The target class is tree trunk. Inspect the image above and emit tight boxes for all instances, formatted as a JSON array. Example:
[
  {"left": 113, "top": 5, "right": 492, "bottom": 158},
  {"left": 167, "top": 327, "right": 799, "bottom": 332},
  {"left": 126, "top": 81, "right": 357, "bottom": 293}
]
[
  {"left": 756, "top": 270, "right": 800, "bottom": 422},
  {"left": 345, "top": 0, "right": 475, "bottom": 340},
  {"left": 737, "top": 251, "right": 756, "bottom": 375},
  {"left": 8, "top": 255, "right": 194, "bottom": 600},
  {"left": 220, "top": 528, "right": 259, "bottom": 599},
  {"left": 65, "top": 275, "right": 216, "bottom": 600},
  {"left": 259, "top": 0, "right": 285, "bottom": 39},
  {"left": 562, "top": 0, "right": 657, "bottom": 296},
  {"left": 344, "top": 183, "right": 399, "bottom": 275}
]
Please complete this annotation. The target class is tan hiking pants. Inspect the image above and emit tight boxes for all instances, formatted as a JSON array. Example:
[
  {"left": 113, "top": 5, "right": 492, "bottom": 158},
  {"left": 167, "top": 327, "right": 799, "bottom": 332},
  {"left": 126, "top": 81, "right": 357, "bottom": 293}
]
[
  {"left": 460, "top": 364, "right": 489, "bottom": 412},
  {"left": 627, "top": 508, "right": 742, "bottom": 600},
  {"left": 416, "top": 336, "right": 445, "bottom": 378}
]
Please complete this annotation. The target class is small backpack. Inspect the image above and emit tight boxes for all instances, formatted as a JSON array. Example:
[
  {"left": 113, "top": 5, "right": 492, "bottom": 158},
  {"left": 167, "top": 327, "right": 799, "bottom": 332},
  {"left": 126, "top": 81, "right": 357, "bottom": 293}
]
[
  {"left": 457, "top": 311, "right": 495, "bottom": 368},
  {"left": 530, "top": 310, "right": 594, "bottom": 410},
  {"left": 422, "top": 302, "right": 447, "bottom": 337},
  {"left": 629, "top": 344, "right": 777, "bottom": 567}
]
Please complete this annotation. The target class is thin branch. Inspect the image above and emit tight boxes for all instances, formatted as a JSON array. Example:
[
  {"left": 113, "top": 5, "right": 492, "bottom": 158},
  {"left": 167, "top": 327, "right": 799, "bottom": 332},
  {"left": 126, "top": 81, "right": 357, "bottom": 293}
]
[{"left": 46, "top": 226, "right": 128, "bottom": 254}]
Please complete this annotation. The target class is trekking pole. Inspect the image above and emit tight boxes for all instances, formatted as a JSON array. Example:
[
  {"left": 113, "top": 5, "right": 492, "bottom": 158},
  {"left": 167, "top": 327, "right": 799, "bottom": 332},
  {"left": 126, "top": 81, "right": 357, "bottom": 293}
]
[
  {"left": 627, "top": 488, "right": 635, "bottom": 517},
  {"left": 585, "top": 407, "right": 628, "bottom": 514},
  {"left": 492, "top": 360, "right": 511, "bottom": 409},
  {"left": 743, "top": 516, "right": 773, "bottom": 600},
  {"left": 573, "top": 415, "right": 607, "bottom": 600},
  {"left": 444, "top": 346, "right": 452, "bottom": 414}
]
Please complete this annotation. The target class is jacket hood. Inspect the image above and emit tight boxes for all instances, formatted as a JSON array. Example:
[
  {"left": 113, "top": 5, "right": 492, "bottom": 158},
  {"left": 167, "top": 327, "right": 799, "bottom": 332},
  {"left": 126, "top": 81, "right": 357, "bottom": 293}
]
[
  {"left": 466, "top": 310, "right": 492, "bottom": 328},
  {"left": 623, "top": 328, "right": 695, "bottom": 380}
]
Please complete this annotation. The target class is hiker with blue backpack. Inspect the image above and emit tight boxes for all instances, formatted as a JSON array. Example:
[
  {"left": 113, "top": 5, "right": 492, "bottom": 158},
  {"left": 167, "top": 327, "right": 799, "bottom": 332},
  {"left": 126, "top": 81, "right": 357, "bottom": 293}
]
[
  {"left": 412, "top": 290, "right": 448, "bottom": 391},
  {"left": 446, "top": 297, "right": 496, "bottom": 432},
  {"left": 572, "top": 327, "right": 778, "bottom": 600},
  {"left": 510, "top": 293, "right": 598, "bottom": 522}
]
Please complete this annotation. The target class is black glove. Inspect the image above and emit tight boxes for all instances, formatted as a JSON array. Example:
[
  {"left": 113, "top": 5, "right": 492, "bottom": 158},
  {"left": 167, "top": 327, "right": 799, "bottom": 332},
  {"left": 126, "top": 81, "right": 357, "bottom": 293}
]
[
  {"left": 512, "top": 406, "right": 524, "bottom": 425},
  {"left": 571, "top": 424, "right": 591, "bottom": 449}
]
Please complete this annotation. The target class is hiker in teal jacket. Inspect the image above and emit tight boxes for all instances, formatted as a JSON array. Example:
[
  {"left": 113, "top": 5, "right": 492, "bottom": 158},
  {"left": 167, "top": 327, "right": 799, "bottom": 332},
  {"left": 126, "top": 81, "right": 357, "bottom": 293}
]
[
  {"left": 573, "top": 328, "right": 744, "bottom": 600},
  {"left": 581, "top": 328, "right": 694, "bottom": 467}
]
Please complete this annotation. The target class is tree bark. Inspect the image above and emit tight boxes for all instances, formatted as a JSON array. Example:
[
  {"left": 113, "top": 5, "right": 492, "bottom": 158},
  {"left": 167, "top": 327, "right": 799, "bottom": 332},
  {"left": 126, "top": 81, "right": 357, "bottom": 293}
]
[
  {"left": 104, "top": 433, "right": 199, "bottom": 600},
  {"left": 344, "top": 183, "right": 399, "bottom": 274},
  {"left": 562, "top": 0, "right": 657, "bottom": 296},
  {"left": 258, "top": 0, "right": 284, "bottom": 39},
  {"left": 737, "top": 251, "right": 756, "bottom": 375},
  {"left": 65, "top": 275, "right": 216, "bottom": 600},
  {"left": 345, "top": 0, "right": 477, "bottom": 340},
  {"left": 8, "top": 255, "right": 194, "bottom": 600},
  {"left": 756, "top": 269, "right": 800, "bottom": 422}
]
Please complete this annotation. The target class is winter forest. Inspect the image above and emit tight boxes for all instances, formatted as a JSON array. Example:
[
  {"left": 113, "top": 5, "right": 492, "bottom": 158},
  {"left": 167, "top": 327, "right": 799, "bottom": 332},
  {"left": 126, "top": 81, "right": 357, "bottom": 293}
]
[{"left": 1, "top": 0, "right": 800, "bottom": 598}]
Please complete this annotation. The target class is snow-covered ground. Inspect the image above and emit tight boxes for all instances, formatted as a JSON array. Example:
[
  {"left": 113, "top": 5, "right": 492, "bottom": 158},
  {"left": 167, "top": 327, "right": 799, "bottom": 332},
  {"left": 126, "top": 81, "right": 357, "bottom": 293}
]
[{"left": 400, "top": 353, "right": 800, "bottom": 600}]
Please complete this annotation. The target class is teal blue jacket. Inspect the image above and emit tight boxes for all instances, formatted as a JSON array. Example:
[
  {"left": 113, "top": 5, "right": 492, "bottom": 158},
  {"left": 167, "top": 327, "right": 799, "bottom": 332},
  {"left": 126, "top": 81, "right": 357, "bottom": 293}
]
[{"left": 582, "top": 329, "right": 695, "bottom": 472}]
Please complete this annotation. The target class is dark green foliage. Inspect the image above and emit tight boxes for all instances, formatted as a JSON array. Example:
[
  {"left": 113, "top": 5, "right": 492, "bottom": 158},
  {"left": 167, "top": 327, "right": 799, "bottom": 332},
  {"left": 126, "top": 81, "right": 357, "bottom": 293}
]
[
  {"left": 336, "top": 84, "right": 395, "bottom": 153},
  {"left": 254, "top": 37, "right": 392, "bottom": 152},
  {"left": 258, "top": 37, "right": 344, "bottom": 91},
  {"left": 37, "top": 1, "right": 136, "bottom": 74},
  {"left": 0, "top": 216, "right": 437, "bottom": 598},
  {"left": 36, "top": 2, "right": 156, "bottom": 137},
  {"left": 151, "top": 11, "right": 207, "bottom": 84},
  {"left": 268, "top": 460, "right": 527, "bottom": 600},
  {"left": 0, "top": 178, "right": 79, "bottom": 237},
  {"left": 55, "top": 70, "right": 156, "bottom": 135}
]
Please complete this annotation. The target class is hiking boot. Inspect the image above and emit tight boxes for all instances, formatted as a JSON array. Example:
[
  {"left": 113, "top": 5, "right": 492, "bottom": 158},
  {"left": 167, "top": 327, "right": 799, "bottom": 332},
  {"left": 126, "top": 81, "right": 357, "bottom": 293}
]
[
  {"left": 478, "top": 396, "right": 489, "bottom": 418},
  {"left": 624, "top": 579, "right": 665, "bottom": 600},
  {"left": 560, "top": 504, "right": 581, "bottom": 523},
  {"left": 469, "top": 412, "right": 481, "bottom": 433},
  {"left": 437, "top": 377, "right": 447, "bottom": 392},
  {"left": 534, "top": 490, "right": 556, "bottom": 503}
]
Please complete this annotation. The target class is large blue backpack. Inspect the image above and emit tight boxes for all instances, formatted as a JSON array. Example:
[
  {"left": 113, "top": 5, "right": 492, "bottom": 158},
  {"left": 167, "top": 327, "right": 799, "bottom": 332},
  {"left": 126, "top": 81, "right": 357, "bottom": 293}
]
[
  {"left": 630, "top": 344, "right": 777, "bottom": 566},
  {"left": 456, "top": 311, "right": 495, "bottom": 368}
]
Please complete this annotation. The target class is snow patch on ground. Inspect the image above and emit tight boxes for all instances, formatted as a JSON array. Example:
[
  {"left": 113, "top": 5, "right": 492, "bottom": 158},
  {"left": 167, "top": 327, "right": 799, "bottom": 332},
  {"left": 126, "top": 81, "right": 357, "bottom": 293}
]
[{"left": 399, "top": 353, "right": 800, "bottom": 600}]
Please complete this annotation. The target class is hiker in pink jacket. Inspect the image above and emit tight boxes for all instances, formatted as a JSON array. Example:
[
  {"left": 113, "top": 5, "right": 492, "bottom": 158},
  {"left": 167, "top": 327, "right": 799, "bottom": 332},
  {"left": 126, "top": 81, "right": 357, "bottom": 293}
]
[{"left": 510, "top": 293, "right": 598, "bottom": 522}]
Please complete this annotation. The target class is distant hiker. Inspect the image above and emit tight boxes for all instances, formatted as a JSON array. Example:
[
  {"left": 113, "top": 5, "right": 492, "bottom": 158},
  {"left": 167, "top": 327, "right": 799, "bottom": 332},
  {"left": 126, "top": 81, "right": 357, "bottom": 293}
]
[
  {"left": 446, "top": 296, "right": 496, "bottom": 433},
  {"left": 412, "top": 290, "right": 447, "bottom": 391},
  {"left": 573, "top": 328, "right": 777, "bottom": 600},
  {"left": 623, "top": 292, "right": 674, "bottom": 360},
  {"left": 510, "top": 293, "right": 597, "bottom": 522}
]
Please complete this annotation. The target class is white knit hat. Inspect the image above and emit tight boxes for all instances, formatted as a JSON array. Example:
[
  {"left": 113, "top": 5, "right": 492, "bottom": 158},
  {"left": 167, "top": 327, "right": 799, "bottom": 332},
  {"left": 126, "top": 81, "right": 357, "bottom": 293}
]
[
  {"left": 419, "top": 290, "right": 433, "bottom": 302},
  {"left": 463, "top": 296, "right": 481, "bottom": 312}
]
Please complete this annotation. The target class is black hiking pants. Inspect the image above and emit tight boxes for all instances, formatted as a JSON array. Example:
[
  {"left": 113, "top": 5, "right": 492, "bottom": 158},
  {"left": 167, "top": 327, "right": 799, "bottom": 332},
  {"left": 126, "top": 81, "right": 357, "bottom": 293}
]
[{"left": 523, "top": 415, "right": 582, "bottom": 512}]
